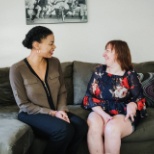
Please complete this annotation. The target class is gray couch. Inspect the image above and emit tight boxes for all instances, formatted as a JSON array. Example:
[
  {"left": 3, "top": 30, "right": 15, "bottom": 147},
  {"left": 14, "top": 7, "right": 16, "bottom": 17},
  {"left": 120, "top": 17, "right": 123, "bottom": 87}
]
[{"left": 0, "top": 60, "right": 154, "bottom": 154}]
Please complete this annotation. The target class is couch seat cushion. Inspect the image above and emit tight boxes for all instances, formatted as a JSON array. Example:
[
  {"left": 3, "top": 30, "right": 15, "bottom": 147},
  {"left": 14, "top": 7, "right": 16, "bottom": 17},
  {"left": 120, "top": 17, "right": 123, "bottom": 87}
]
[
  {"left": 122, "top": 108, "right": 154, "bottom": 142},
  {"left": 67, "top": 105, "right": 90, "bottom": 121}
]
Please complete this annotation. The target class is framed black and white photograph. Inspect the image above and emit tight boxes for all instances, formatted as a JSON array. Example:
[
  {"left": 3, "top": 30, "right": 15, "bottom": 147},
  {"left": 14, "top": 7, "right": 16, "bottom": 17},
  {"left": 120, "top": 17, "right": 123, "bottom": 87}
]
[{"left": 25, "top": 0, "right": 88, "bottom": 24}]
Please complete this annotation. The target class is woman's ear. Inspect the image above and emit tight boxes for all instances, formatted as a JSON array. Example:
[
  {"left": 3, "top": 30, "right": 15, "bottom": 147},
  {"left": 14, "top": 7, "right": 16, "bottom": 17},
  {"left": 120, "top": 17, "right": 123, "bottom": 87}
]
[{"left": 32, "top": 41, "right": 40, "bottom": 50}]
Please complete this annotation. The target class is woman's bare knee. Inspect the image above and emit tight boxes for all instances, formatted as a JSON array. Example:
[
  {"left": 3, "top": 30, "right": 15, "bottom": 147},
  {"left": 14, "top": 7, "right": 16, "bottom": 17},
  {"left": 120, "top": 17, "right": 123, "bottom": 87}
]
[
  {"left": 87, "top": 112, "right": 104, "bottom": 134},
  {"left": 87, "top": 112, "right": 103, "bottom": 126},
  {"left": 104, "top": 115, "right": 133, "bottom": 138},
  {"left": 105, "top": 119, "right": 121, "bottom": 137}
]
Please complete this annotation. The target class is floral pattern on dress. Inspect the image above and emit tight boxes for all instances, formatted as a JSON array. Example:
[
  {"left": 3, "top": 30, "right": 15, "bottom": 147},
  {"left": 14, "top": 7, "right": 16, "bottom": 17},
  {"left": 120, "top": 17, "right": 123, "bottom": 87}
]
[{"left": 82, "top": 65, "right": 147, "bottom": 118}]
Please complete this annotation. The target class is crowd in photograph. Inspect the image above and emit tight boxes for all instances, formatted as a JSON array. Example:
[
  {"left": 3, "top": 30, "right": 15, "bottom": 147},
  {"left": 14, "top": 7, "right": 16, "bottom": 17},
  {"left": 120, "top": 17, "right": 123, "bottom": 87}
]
[{"left": 25, "top": 0, "right": 87, "bottom": 21}]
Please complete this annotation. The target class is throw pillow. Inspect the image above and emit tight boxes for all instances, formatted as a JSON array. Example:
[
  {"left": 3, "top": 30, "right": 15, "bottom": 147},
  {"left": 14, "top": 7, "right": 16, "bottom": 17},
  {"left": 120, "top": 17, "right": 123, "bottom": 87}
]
[{"left": 137, "top": 72, "right": 154, "bottom": 107}]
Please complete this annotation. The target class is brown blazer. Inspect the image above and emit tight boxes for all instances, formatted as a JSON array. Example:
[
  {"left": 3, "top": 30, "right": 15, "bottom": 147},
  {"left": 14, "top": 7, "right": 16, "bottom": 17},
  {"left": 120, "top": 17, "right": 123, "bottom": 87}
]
[{"left": 9, "top": 57, "right": 68, "bottom": 115}]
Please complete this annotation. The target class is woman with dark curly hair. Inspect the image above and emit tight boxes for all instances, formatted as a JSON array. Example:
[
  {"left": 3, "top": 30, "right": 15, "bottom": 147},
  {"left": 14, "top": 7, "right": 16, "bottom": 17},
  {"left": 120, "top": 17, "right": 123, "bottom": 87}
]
[{"left": 10, "top": 26, "right": 87, "bottom": 154}]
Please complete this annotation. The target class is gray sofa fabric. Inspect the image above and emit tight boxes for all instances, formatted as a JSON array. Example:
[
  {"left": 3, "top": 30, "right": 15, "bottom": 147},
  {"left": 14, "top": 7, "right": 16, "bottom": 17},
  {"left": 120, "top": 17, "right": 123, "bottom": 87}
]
[
  {"left": 0, "top": 60, "right": 154, "bottom": 154},
  {"left": 73, "top": 61, "right": 99, "bottom": 105},
  {"left": 0, "top": 106, "right": 33, "bottom": 154}
]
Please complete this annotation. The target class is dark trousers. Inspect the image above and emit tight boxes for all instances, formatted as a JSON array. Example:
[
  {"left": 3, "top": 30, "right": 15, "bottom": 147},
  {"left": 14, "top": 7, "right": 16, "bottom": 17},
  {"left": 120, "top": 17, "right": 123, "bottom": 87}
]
[{"left": 18, "top": 112, "right": 88, "bottom": 154}]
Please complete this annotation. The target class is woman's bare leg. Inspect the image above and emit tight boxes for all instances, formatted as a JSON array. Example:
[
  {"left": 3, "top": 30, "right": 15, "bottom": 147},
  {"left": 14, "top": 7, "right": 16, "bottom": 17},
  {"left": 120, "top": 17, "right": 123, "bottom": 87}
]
[
  {"left": 104, "top": 115, "right": 134, "bottom": 154},
  {"left": 87, "top": 112, "right": 105, "bottom": 154}
]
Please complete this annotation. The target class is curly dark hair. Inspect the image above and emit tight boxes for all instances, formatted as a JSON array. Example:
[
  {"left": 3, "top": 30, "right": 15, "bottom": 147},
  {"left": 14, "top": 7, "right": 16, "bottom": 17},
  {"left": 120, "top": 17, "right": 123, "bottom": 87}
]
[
  {"left": 22, "top": 26, "right": 53, "bottom": 49},
  {"left": 105, "top": 40, "right": 133, "bottom": 71}
]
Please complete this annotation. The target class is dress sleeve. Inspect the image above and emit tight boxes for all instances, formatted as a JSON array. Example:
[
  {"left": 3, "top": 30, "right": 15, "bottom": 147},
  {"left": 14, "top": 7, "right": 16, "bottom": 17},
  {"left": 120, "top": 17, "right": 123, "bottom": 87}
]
[
  {"left": 128, "top": 71, "right": 147, "bottom": 117},
  {"left": 82, "top": 66, "right": 108, "bottom": 111}
]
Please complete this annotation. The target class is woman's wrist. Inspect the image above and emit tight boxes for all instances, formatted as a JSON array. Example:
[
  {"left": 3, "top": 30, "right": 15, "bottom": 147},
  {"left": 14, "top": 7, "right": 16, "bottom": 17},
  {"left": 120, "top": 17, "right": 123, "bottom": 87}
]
[
  {"left": 49, "top": 110, "right": 57, "bottom": 116},
  {"left": 129, "top": 102, "right": 137, "bottom": 110}
]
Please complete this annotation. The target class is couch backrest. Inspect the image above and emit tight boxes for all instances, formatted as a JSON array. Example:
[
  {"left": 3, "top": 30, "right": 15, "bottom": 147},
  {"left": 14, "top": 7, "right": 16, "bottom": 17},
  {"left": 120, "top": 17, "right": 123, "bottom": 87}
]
[
  {"left": 61, "top": 62, "right": 73, "bottom": 105},
  {"left": 0, "top": 67, "right": 16, "bottom": 106},
  {"left": 73, "top": 61, "right": 99, "bottom": 105},
  {"left": 133, "top": 61, "right": 154, "bottom": 73},
  {"left": 1, "top": 61, "right": 154, "bottom": 107},
  {"left": 0, "top": 63, "right": 74, "bottom": 107},
  {"left": 72, "top": 61, "right": 154, "bottom": 107}
]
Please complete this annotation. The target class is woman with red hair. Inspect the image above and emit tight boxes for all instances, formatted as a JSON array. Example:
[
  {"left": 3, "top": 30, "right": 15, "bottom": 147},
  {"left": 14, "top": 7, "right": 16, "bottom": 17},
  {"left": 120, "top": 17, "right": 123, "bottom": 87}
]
[{"left": 82, "top": 40, "right": 147, "bottom": 154}]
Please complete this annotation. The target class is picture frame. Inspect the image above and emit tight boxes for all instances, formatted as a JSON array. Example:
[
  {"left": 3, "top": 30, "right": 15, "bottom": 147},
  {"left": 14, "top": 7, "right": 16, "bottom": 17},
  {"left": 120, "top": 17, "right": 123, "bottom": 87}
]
[{"left": 25, "top": 0, "right": 88, "bottom": 25}]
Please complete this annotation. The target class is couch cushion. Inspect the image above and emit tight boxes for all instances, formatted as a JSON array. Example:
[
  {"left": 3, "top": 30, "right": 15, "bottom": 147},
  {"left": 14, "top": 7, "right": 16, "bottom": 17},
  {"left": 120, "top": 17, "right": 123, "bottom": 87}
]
[
  {"left": 0, "top": 118, "right": 34, "bottom": 154},
  {"left": 0, "top": 105, "right": 18, "bottom": 119},
  {"left": 122, "top": 108, "right": 154, "bottom": 142},
  {"left": 138, "top": 73, "right": 154, "bottom": 107},
  {"left": 0, "top": 67, "right": 16, "bottom": 106},
  {"left": 73, "top": 61, "right": 99, "bottom": 105},
  {"left": 61, "top": 62, "right": 73, "bottom": 105},
  {"left": 133, "top": 61, "right": 154, "bottom": 73},
  {"left": 67, "top": 105, "right": 90, "bottom": 120}
]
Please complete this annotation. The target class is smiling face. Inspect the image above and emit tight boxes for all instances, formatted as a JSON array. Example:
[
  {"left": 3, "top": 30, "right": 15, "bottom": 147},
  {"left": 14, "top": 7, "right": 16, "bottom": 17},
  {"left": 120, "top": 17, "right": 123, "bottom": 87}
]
[
  {"left": 38, "top": 34, "right": 56, "bottom": 58},
  {"left": 103, "top": 44, "right": 117, "bottom": 66}
]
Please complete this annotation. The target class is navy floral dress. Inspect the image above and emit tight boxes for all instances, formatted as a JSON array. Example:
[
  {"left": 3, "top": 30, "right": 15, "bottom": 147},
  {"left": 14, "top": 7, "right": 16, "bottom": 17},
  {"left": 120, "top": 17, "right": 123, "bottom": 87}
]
[{"left": 82, "top": 65, "right": 147, "bottom": 120}]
